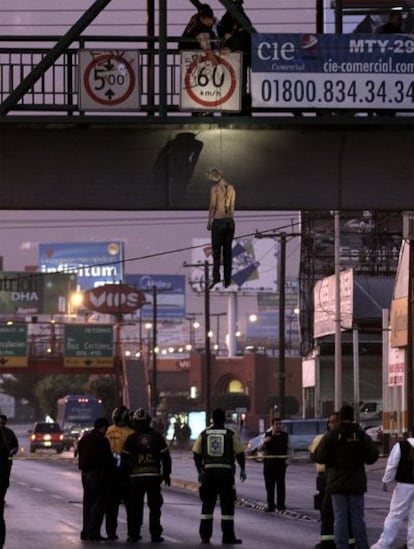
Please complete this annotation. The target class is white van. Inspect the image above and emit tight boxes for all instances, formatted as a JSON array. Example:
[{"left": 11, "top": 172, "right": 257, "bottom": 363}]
[
  {"left": 282, "top": 418, "right": 327, "bottom": 451},
  {"left": 359, "top": 400, "right": 382, "bottom": 420}
]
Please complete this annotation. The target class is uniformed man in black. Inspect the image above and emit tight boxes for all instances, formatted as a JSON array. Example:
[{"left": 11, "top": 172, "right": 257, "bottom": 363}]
[
  {"left": 121, "top": 408, "right": 171, "bottom": 544},
  {"left": 78, "top": 416, "right": 115, "bottom": 541},
  {"left": 259, "top": 417, "right": 291, "bottom": 513},
  {"left": 193, "top": 408, "right": 246, "bottom": 544}
]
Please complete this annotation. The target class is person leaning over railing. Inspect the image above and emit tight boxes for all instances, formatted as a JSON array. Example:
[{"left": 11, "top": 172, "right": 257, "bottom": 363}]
[{"left": 180, "top": 3, "right": 220, "bottom": 66}]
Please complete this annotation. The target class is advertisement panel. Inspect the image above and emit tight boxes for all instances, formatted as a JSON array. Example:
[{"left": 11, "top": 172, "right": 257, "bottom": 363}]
[
  {"left": 64, "top": 324, "right": 114, "bottom": 368},
  {"left": 39, "top": 242, "right": 124, "bottom": 291},
  {"left": 252, "top": 33, "right": 414, "bottom": 110},
  {"left": 0, "top": 271, "right": 76, "bottom": 316},
  {"left": 190, "top": 238, "right": 277, "bottom": 293},
  {"left": 125, "top": 274, "right": 186, "bottom": 320},
  {"left": 313, "top": 269, "right": 354, "bottom": 339}
]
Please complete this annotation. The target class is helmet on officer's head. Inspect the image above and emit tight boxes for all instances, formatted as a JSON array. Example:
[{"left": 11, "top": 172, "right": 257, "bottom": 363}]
[
  {"left": 112, "top": 405, "right": 130, "bottom": 426},
  {"left": 133, "top": 408, "right": 151, "bottom": 424}
]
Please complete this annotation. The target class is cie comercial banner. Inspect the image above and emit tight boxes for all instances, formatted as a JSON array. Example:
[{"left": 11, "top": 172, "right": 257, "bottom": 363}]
[{"left": 252, "top": 33, "right": 414, "bottom": 110}]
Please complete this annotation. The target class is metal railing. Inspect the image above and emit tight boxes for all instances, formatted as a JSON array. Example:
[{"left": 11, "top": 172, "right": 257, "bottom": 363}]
[{"left": 0, "top": 35, "right": 185, "bottom": 116}]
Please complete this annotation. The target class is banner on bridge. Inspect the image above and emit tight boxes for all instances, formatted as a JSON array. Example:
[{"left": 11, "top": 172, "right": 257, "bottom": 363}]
[
  {"left": 64, "top": 324, "right": 114, "bottom": 368},
  {"left": 252, "top": 33, "right": 414, "bottom": 110}
]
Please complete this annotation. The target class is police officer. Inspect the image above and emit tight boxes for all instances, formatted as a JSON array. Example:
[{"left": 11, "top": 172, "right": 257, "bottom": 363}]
[
  {"left": 192, "top": 408, "right": 246, "bottom": 545},
  {"left": 0, "top": 415, "right": 17, "bottom": 549},
  {"left": 259, "top": 417, "right": 291, "bottom": 513},
  {"left": 122, "top": 408, "right": 171, "bottom": 543},
  {"left": 105, "top": 405, "right": 135, "bottom": 540},
  {"left": 78, "top": 417, "right": 115, "bottom": 541}
]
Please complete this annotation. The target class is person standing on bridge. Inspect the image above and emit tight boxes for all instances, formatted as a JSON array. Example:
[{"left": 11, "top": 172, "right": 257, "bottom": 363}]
[{"left": 206, "top": 168, "right": 236, "bottom": 290}]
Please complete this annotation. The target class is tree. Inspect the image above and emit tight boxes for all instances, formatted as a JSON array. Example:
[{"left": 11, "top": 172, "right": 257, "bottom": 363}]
[{"left": 35, "top": 374, "right": 90, "bottom": 419}]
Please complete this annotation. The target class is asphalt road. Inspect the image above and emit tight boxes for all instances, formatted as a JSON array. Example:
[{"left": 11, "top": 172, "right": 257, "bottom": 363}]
[{"left": 3, "top": 424, "right": 406, "bottom": 549}]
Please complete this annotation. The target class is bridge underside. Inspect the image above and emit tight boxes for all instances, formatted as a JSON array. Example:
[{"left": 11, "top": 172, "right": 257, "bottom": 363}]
[{"left": 1, "top": 123, "right": 412, "bottom": 211}]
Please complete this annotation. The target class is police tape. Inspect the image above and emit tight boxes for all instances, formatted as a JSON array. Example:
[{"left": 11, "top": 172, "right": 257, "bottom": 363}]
[
  {"left": 245, "top": 453, "right": 308, "bottom": 460},
  {"left": 11, "top": 452, "right": 77, "bottom": 462}
]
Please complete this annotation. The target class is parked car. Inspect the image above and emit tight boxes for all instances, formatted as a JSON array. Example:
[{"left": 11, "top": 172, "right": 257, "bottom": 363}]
[
  {"left": 245, "top": 433, "right": 265, "bottom": 462},
  {"left": 62, "top": 423, "right": 85, "bottom": 451},
  {"left": 29, "top": 421, "right": 65, "bottom": 454},
  {"left": 365, "top": 424, "right": 383, "bottom": 444},
  {"left": 246, "top": 418, "right": 328, "bottom": 459}
]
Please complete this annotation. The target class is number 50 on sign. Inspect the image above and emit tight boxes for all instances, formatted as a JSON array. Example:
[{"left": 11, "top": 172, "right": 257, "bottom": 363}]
[{"left": 180, "top": 51, "right": 241, "bottom": 112}]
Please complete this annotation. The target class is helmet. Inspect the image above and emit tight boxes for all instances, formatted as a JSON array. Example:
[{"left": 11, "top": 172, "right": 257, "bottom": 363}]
[
  {"left": 112, "top": 405, "right": 130, "bottom": 426},
  {"left": 133, "top": 408, "right": 151, "bottom": 424}
]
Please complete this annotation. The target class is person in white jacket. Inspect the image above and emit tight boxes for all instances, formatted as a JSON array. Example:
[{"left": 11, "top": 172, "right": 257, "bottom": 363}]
[{"left": 371, "top": 430, "right": 414, "bottom": 549}]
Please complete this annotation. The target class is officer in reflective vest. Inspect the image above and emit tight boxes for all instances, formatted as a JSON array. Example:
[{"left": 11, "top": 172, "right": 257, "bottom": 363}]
[{"left": 192, "top": 408, "right": 246, "bottom": 545}]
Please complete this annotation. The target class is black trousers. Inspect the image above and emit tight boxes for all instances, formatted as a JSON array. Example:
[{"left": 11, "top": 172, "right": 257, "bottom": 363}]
[
  {"left": 127, "top": 476, "right": 163, "bottom": 540},
  {"left": 0, "top": 471, "right": 9, "bottom": 548},
  {"left": 105, "top": 467, "right": 130, "bottom": 537},
  {"left": 263, "top": 460, "right": 287, "bottom": 510},
  {"left": 211, "top": 218, "right": 235, "bottom": 287},
  {"left": 81, "top": 470, "right": 106, "bottom": 539},
  {"left": 199, "top": 471, "right": 237, "bottom": 541}
]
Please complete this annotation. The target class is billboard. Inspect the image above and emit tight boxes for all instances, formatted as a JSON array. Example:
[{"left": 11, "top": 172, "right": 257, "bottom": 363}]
[
  {"left": 252, "top": 33, "right": 414, "bottom": 110},
  {"left": 39, "top": 242, "right": 124, "bottom": 291},
  {"left": 190, "top": 237, "right": 277, "bottom": 293},
  {"left": 313, "top": 268, "right": 354, "bottom": 339},
  {"left": 125, "top": 274, "right": 186, "bottom": 320},
  {"left": 0, "top": 271, "right": 76, "bottom": 316}
]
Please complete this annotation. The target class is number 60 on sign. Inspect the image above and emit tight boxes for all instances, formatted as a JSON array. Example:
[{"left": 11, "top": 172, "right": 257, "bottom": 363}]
[{"left": 180, "top": 51, "right": 241, "bottom": 113}]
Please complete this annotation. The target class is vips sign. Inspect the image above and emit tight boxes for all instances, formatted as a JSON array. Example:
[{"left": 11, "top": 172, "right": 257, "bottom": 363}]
[
  {"left": 180, "top": 51, "right": 241, "bottom": 112},
  {"left": 252, "top": 33, "right": 414, "bottom": 110},
  {"left": 83, "top": 284, "right": 146, "bottom": 314}
]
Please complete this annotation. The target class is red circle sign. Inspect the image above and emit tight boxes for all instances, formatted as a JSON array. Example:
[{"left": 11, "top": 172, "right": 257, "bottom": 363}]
[
  {"left": 83, "top": 53, "right": 136, "bottom": 106},
  {"left": 184, "top": 55, "right": 237, "bottom": 107}
]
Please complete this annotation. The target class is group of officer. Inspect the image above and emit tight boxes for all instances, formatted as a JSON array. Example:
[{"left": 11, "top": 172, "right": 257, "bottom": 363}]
[
  {"left": 77, "top": 406, "right": 171, "bottom": 543},
  {"left": 77, "top": 406, "right": 246, "bottom": 545}
]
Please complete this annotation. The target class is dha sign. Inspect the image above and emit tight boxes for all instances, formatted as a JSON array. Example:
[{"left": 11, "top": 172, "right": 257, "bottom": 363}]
[{"left": 83, "top": 284, "right": 146, "bottom": 314}]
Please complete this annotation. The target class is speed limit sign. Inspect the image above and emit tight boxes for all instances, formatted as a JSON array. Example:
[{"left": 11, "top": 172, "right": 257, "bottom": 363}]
[
  {"left": 79, "top": 50, "right": 140, "bottom": 111},
  {"left": 180, "top": 51, "right": 241, "bottom": 112}
]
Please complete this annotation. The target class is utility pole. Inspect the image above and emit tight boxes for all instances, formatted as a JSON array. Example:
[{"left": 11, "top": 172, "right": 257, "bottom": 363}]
[
  {"left": 152, "top": 285, "right": 158, "bottom": 418},
  {"left": 183, "top": 261, "right": 212, "bottom": 426},
  {"left": 255, "top": 231, "right": 300, "bottom": 418},
  {"left": 204, "top": 261, "right": 212, "bottom": 425},
  {"left": 334, "top": 211, "right": 343, "bottom": 412}
]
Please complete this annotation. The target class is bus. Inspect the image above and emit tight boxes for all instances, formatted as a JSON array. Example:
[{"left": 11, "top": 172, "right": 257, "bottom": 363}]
[{"left": 56, "top": 394, "right": 104, "bottom": 449}]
